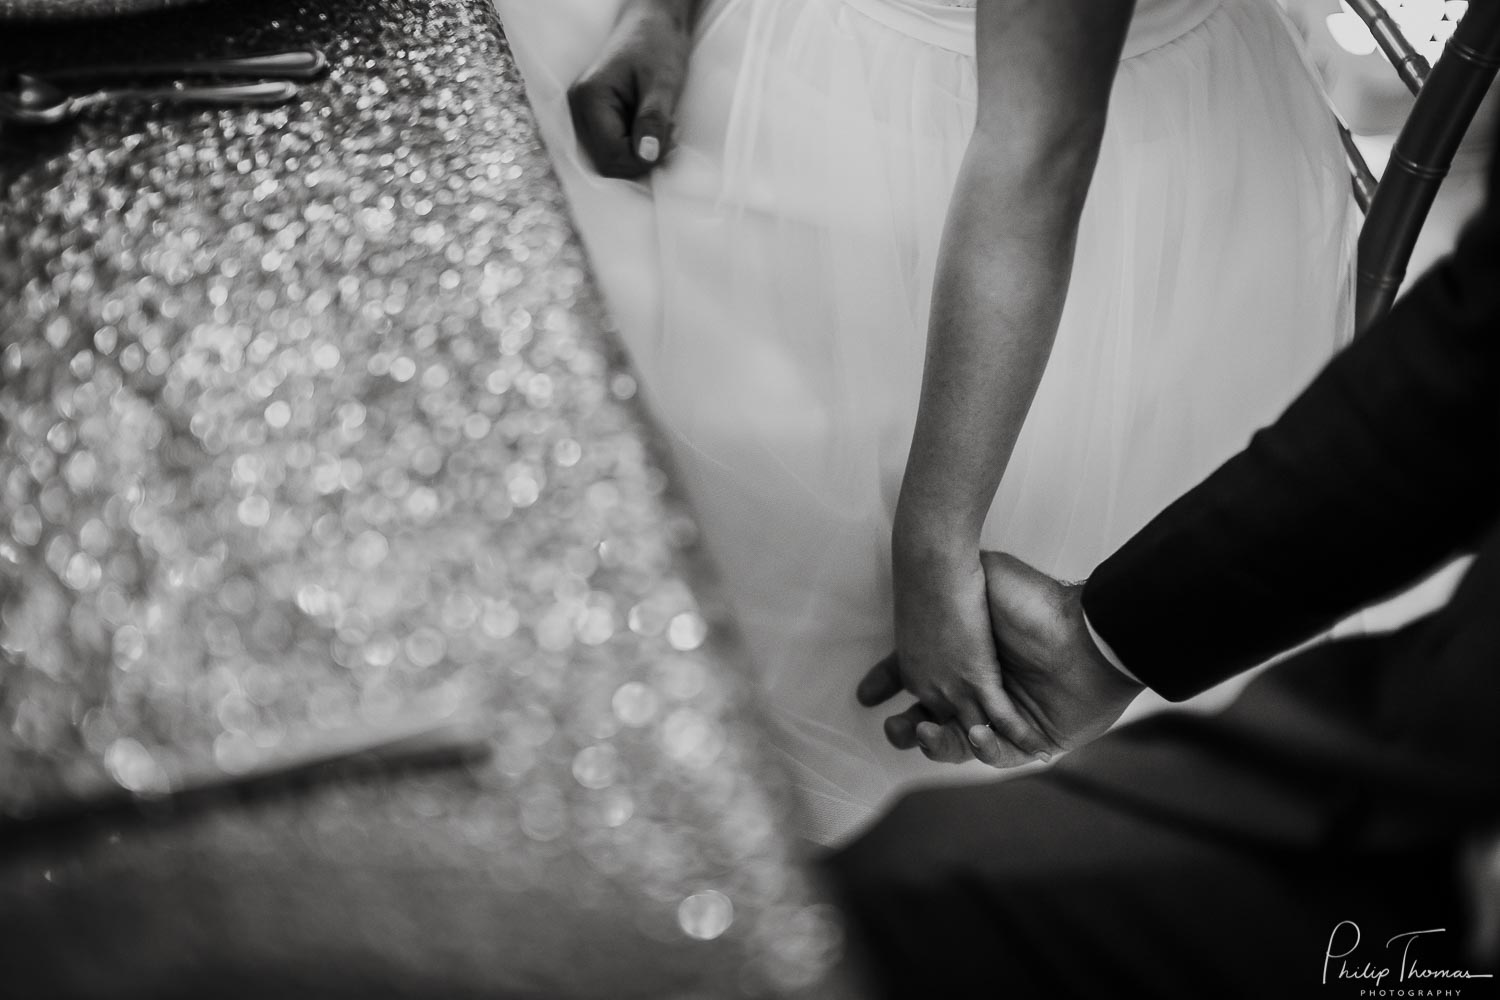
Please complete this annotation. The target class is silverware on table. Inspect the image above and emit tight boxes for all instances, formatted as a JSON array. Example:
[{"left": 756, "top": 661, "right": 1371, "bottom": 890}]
[
  {"left": 0, "top": 47, "right": 325, "bottom": 127},
  {"left": 0, "top": 78, "right": 301, "bottom": 125},
  {"left": 35, "top": 48, "right": 328, "bottom": 84}
]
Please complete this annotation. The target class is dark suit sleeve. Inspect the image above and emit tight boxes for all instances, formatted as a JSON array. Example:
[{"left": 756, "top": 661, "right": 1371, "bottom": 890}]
[{"left": 1081, "top": 153, "right": 1500, "bottom": 702}]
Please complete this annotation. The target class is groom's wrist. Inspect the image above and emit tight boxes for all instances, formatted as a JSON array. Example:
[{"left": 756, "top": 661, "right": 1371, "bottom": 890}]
[
  {"left": 1081, "top": 608, "right": 1140, "bottom": 684},
  {"left": 1065, "top": 584, "right": 1144, "bottom": 692}
]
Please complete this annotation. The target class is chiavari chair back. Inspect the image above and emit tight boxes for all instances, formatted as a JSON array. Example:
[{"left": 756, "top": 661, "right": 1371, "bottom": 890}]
[{"left": 1338, "top": 0, "right": 1500, "bottom": 331}]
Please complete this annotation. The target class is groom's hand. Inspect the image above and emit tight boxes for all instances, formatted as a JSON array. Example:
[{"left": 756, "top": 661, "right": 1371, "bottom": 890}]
[
  {"left": 858, "top": 551, "right": 1143, "bottom": 765},
  {"left": 568, "top": 0, "right": 694, "bottom": 179}
]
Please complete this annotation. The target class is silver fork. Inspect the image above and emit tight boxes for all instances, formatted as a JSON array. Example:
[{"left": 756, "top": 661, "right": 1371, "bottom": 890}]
[
  {"left": 0, "top": 79, "right": 301, "bottom": 126},
  {"left": 35, "top": 49, "right": 328, "bottom": 84}
]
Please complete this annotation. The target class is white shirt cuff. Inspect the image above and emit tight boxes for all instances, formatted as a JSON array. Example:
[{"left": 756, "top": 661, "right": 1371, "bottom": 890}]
[{"left": 1083, "top": 610, "right": 1142, "bottom": 685}]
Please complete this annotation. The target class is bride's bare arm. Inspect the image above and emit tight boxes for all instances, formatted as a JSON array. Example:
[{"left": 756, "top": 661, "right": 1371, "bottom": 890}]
[
  {"left": 568, "top": 0, "right": 705, "bottom": 178},
  {"left": 882, "top": 0, "right": 1136, "bottom": 764},
  {"left": 900, "top": 0, "right": 1135, "bottom": 547}
]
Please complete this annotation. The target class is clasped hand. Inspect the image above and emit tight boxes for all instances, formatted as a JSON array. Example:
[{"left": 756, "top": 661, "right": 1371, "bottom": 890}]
[{"left": 859, "top": 550, "right": 1144, "bottom": 767}]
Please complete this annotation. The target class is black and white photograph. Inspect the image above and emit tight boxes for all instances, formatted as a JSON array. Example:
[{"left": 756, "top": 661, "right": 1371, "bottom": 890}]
[{"left": 1, "top": 0, "right": 1498, "bottom": 995}]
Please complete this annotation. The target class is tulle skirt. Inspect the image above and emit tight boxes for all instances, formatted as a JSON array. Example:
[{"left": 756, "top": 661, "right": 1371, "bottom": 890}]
[{"left": 496, "top": 0, "right": 1356, "bottom": 843}]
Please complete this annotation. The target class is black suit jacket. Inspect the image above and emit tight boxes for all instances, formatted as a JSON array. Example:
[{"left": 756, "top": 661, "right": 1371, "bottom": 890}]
[{"left": 1074, "top": 140, "right": 1500, "bottom": 852}]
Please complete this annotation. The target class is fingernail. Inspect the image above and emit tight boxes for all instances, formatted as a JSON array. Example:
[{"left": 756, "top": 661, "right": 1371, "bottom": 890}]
[
  {"left": 968, "top": 725, "right": 990, "bottom": 748},
  {"left": 1036, "top": 750, "right": 1053, "bottom": 764},
  {"left": 637, "top": 136, "right": 660, "bottom": 163},
  {"left": 916, "top": 722, "right": 938, "bottom": 748}
]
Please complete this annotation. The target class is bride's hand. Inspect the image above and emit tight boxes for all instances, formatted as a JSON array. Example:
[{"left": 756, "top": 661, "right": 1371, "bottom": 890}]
[
  {"left": 568, "top": 0, "right": 694, "bottom": 179},
  {"left": 864, "top": 533, "right": 1059, "bottom": 767}
]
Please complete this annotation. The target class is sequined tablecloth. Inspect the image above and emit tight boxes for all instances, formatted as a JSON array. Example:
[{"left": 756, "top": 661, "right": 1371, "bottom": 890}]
[{"left": 0, "top": 3, "right": 855, "bottom": 996}]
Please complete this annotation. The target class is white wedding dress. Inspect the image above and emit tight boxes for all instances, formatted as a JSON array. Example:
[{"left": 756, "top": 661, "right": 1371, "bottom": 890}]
[{"left": 495, "top": 0, "right": 1356, "bottom": 843}]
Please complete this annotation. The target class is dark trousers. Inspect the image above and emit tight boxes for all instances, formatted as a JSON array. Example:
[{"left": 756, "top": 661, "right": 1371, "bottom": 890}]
[{"left": 821, "top": 770, "right": 1478, "bottom": 1000}]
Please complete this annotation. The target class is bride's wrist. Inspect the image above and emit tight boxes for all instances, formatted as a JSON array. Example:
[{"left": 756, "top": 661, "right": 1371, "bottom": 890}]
[
  {"left": 891, "top": 510, "right": 981, "bottom": 576},
  {"left": 625, "top": 0, "right": 699, "bottom": 31}
]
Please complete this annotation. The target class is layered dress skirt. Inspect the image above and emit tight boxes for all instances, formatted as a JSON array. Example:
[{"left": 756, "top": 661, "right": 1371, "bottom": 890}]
[{"left": 495, "top": 0, "right": 1356, "bottom": 843}]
